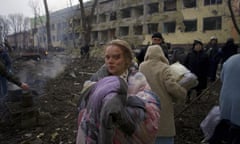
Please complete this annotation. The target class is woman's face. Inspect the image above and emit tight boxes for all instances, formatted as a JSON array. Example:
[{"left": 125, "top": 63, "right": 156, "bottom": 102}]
[
  {"left": 194, "top": 43, "right": 202, "bottom": 52},
  {"left": 104, "top": 45, "right": 128, "bottom": 76}
]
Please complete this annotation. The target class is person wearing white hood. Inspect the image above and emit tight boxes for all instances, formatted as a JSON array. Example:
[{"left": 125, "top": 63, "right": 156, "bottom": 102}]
[{"left": 139, "top": 44, "right": 187, "bottom": 144}]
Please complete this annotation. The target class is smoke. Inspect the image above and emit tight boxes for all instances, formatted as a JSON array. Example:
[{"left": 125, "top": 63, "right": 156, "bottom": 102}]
[
  {"left": 11, "top": 54, "right": 70, "bottom": 93},
  {"left": 39, "top": 56, "right": 67, "bottom": 79}
]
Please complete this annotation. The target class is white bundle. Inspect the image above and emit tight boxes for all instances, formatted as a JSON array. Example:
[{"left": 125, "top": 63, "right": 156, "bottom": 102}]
[
  {"left": 128, "top": 72, "right": 151, "bottom": 96},
  {"left": 170, "top": 62, "right": 198, "bottom": 90},
  {"left": 170, "top": 62, "right": 190, "bottom": 81},
  {"left": 200, "top": 106, "right": 221, "bottom": 141},
  {"left": 178, "top": 72, "right": 198, "bottom": 90}
]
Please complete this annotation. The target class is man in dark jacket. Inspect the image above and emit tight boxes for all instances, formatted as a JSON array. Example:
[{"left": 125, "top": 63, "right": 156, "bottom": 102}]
[
  {"left": 184, "top": 40, "right": 209, "bottom": 96},
  {"left": 205, "top": 36, "right": 222, "bottom": 82},
  {"left": 0, "top": 59, "right": 29, "bottom": 92},
  {"left": 136, "top": 32, "right": 169, "bottom": 64},
  {"left": 0, "top": 47, "right": 12, "bottom": 97},
  {"left": 221, "top": 38, "right": 238, "bottom": 66}
]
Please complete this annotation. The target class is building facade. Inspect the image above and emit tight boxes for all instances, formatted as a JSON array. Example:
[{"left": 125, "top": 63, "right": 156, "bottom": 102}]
[
  {"left": 26, "top": 0, "right": 240, "bottom": 50},
  {"left": 90, "top": 0, "right": 240, "bottom": 47}
]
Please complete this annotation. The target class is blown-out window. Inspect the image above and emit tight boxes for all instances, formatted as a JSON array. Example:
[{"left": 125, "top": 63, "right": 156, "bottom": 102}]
[
  {"left": 204, "top": 0, "right": 222, "bottom": 5},
  {"left": 119, "top": 26, "right": 129, "bottom": 36},
  {"left": 164, "top": 0, "right": 177, "bottom": 11},
  {"left": 203, "top": 16, "right": 222, "bottom": 31},
  {"left": 120, "top": 8, "right": 131, "bottom": 18},
  {"left": 183, "top": 0, "right": 197, "bottom": 8},
  {"left": 163, "top": 21, "right": 176, "bottom": 33},
  {"left": 133, "top": 25, "right": 143, "bottom": 35},
  {"left": 183, "top": 19, "right": 197, "bottom": 32},
  {"left": 147, "top": 23, "right": 158, "bottom": 34},
  {"left": 148, "top": 3, "right": 159, "bottom": 14}
]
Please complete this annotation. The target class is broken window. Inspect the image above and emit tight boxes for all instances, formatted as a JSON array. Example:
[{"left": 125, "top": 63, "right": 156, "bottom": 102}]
[
  {"left": 99, "top": 13, "right": 107, "bottom": 23},
  {"left": 110, "top": 12, "right": 117, "bottom": 21},
  {"left": 100, "top": 30, "right": 108, "bottom": 42},
  {"left": 52, "top": 35, "right": 56, "bottom": 41},
  {"left": 148, "top": 3, "right": 159, "bottom": 14},
  {"left": 183, "top": 20, "right": 197, "bottom": 32},
  {"left": 133, "top": 25, "right": 143, "bottom": 35},
  {"left": 70, "top": 18, "right": 81, "bottom": 26},
  {"left": 203, "top": 16, "right": 222, "bottom": 31},
  {"left": 119, "top": 26, "right": 129, "bottom": 36},
  {"left": 204, "top": 0, "right": 222, "bottom": 5},
  {"left": 91, "top": 31, "right": 98, "bottom": 40},
  {"left": 120, "top": 8, "right": 131, "bottom": 18},
  {"left": 92, "top": 16, "right": 97, "bottom": 24},
  {"left": 133, "top": 5, "right": 143, "bottom": 17},
  {"left": 163, "top": 21, "right": 176, "bottom": 33},
  {"left": 183, "top": 0, "right": 196, "bottom": 8},
  {"left": 147, "top": 23, "right": 158, "bottom": 34},
  {"left": 109, "top": 29, "right": 116, "bottom": 39},
  {"left": 164, "top": 0, "right": 177, "bottom": 11},
  {"left": 51, "top": 24, "right": 55, "bottom": 31}
]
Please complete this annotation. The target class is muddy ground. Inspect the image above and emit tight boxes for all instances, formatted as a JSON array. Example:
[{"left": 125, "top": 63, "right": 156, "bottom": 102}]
[{"left": 0, "top": 53, "right": 221, "bottom": 144}]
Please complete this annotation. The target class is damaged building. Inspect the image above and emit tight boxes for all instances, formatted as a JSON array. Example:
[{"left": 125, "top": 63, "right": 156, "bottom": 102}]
[
  {"left": 89, "top": 0, "right": 240, "bottom": 48},
  {"left": 8, "top": 0, "right": 240, "bottom": 51}
]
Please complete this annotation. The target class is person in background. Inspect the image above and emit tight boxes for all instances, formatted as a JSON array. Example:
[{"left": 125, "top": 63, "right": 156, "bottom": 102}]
[
  {"left": 205, "top": 36, "right": 222, "bottom": 82},
  {"left": 0, "top": 46, "right": 12, "bottom": 98},
  {"left": 80, "top": 44, "right": 90, "bottom": 59},
  {"left": 137, "top": 32, "right": 169, "bottom": 64},
  {"left": 209, "top": 54, "right": 240, "bottom": 144},
  {"left": 139, "top": 45, "right": 187, "bottom": 144},
  {"left": 221, "top": 38, "right": 238, "bottom": 67},
  {"left": 184, "top": 40, "right": 209, "bottom": 96},
  {"left": 76, "top": 39, "right": 161, "bottom": 144},
  {"left": 219, "top": 54, "right": 240, "bottom": 144}
]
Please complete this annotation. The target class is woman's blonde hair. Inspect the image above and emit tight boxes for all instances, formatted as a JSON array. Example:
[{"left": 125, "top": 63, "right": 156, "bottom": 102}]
[{"left": 105, "top": 39, "right": 134, "bottom": 67}]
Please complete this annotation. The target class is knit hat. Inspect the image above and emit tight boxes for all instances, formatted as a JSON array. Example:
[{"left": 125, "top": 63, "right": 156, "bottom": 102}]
[
  {"left": 193, "top": 39, "right": 203, "bottom": 45},
  {"left": 152, "top": 32, "right": 163, "bottom": 39}
]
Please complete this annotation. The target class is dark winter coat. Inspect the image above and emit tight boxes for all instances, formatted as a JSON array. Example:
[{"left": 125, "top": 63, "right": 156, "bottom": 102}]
[
  {"left": 0, "top": 50, "right": 12, "bottom": 97},
  {"left": 205, "top": 43, "right": 222, "bottom": 63},
  {"left": 137, "top": 43, "right": 169, "bottom": 64},
  {"left": 0, "top": 60, "right": 21, "bottom": 88},
  {"left": 184, "top": 49, "right": 209, "bottom": 91},
  {"left": 221, "top": 39, "right": 238, "bottom": 64}
]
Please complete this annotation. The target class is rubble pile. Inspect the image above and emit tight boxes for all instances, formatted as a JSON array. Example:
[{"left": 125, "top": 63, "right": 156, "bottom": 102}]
[{"left": 0, "top": 55, "right": 221, "bottom": 144}]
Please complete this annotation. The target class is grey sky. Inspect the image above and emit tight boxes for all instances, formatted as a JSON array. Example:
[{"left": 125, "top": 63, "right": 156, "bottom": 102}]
[{"left": 0, "top": 0, "right": 80, "bottom": 18}]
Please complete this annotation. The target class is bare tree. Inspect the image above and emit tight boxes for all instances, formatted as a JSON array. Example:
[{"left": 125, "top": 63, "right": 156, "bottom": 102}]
[
  {"left": 29, "top": 0, "right": 45, "bottom": 51},
  {"left": 0, "top": 15, "right": 10, "bottom": 44},
  {"left": 23, "top": 17, "right": 31, "bottom": 48},
  {"left": 29, "top": 0, "right": 40, "bottom": 48},
  {"left": 69, "top": 0, "right": 79, "bottom": 49},
  {"left": 8, "top": 13, "right": 24, "bottom": 50},
  {"left": 43, "top": 0, "right": 53, "bottom": 51},
  {"left": 228, "top": 0, "right": 240, "bottom": 35},
  {"left": 78, "top": 0, "right": 98, "bottom": 46}
]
